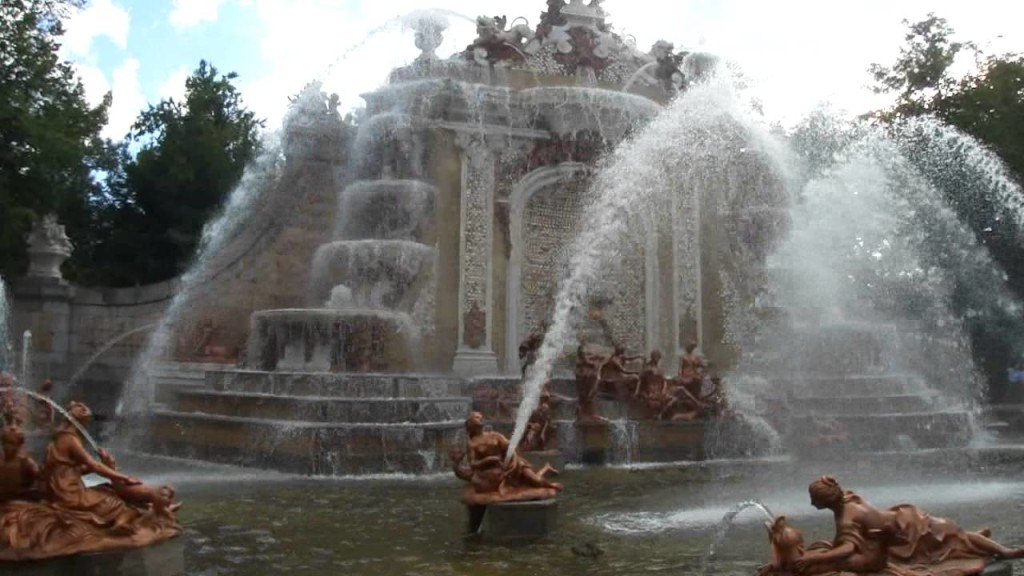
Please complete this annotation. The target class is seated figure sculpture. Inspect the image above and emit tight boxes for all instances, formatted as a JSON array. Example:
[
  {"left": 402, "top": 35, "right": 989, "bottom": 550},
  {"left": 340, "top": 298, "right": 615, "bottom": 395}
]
[
  {"left": 518, "top": 321, "right": 548, "bottom": 377},
  {"left": 519, "top": 385, "right": 555, "bottom": 452},
  {"left": 759, "top": 475, "right": 1024, "bottom": 576},
  {"left": 575, "top": 345, "right": 607, "bottom": 423},
  {"left": 0, "top": 426, "right": 40, "bottom": 503},
  {"left": 676, "top": 340, "right": 707, "bottom": 395},
  {"left": 637, "top": 350, "right": 679, "bottom": 420},
  {"left": 451, "top": 412, "right": 561, "bottom": 506},
  {"left": 0, "top": 401, "right": 182, "bottom": 561},
  {"left": 598, "top": 343, "right": 643, "bottom": 402}
]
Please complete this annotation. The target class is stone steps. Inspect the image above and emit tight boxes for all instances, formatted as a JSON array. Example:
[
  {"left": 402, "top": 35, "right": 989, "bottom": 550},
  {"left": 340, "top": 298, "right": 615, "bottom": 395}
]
[
  {"left": 149, "top": 410, "right": 463, "bottom": 475},
  {"left": 768, "top": 394, "right": 945, "bottom": 416},
  {"left": 175, "top": 389, "right": 471, "bottom": 424},
  {"left": 154, "top": 369, "right": 717, "bottom": 475},
  {"left": 208, "top": 370, "right": 463, "bottom": 398},
  {"left": 470, "top": 397, "right": 630, "bottom": 421},
  {"left": 774, "top": 375, "right": 924, "bottom": 397},
  {"left": 149, "top": 361, "right": 233, "bottom": 403},
  {"left": 786, "top": 410, "right": 972, "bottom": 452}
]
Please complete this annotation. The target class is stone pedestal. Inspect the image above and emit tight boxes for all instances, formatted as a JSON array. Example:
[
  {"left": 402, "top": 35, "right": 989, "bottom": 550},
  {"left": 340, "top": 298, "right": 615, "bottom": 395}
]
[
  {"left": 0, "top": 537, "right": 184, "bottom": 576},
  {"left": 468, "top": 499, "right": 559, "bottom": 540},
  {"left": 576, "top": 421, "right": 611, "bottom": 465},
  {"left": 452, "top": 348, "right": 499, "bottom": 376}
]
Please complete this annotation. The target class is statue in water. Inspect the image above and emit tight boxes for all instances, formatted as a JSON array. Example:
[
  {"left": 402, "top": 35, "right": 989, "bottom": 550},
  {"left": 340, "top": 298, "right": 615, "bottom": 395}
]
[
  {"left": 759, "top": 476, "right": 1024, "bottom": 576},
  {"left": 451, "top": 412, "right": 561, "bottom": 506},
  {"left": 0, "top": 401, "right": 181, "bottom": 561}
]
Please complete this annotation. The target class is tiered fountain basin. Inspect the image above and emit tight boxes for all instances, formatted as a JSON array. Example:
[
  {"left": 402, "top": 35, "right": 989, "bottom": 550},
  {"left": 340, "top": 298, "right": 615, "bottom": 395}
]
[
  {"left": 149, "top": 370, "right": 468, "bottom": 475},
  {"left": 247, "top": 309, "right": 414, "bottom": 373},
  {"left": 336, "top": 180, "right": 436, "bottom": 242},
  {"left": 150, "top": 371, "right": 713, "bottom": 475},
  {"left": 148, "top": 368, "right": 976, "bottom": 475},
  {"left": 363, "top": 79, "right": 662, "bottom": 132},
  {"left": 308, "top": 240, "right": 434, "bottom": 308}
]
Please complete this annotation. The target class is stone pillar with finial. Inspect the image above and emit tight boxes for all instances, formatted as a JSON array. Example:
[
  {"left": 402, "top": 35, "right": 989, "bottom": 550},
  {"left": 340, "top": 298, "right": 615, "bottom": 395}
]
[
  {"left": 11, "top": 214, "right": 76, "bottom": 384},
  {"left": 25, "top": 214, "right": 73, "bottom": 284}
]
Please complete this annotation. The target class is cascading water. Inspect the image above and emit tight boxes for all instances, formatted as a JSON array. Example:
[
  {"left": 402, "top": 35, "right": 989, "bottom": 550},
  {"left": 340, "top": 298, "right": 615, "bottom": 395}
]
[
  {"left": 0, "top": 276, "right": 10, "bottom": 374},
  {"left": 701, "top": 500, "right": 776, "bottom": 576},
  {"left": 20, "top": 331, "right": 32, "bottom": 389},
  {"left": 509, "top": 68, "right": 1024, "bottom": 459},
  {"left": 508, "top": 74, "right": 789, "bottom": 459},
  {"left": 119, "top": 135, "right": 285, "bottom": 418},
  {"left": 726, "top": 113, "right": 1024, "bottom": 453}
]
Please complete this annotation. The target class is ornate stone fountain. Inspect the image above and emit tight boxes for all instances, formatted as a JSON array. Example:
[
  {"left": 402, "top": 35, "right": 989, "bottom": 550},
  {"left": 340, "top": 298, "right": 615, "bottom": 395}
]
[{"left": 150, "top": 2, "right": 758, "bottom": 475}]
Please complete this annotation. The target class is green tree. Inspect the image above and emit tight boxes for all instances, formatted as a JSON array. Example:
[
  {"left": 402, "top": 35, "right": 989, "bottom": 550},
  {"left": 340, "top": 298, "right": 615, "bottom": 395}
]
[
  {"left": 0, "top": 0, "right": 112, "bottom": 278},
  {"left": 99, "top": 60, "right": 263, "bottom": 285}
]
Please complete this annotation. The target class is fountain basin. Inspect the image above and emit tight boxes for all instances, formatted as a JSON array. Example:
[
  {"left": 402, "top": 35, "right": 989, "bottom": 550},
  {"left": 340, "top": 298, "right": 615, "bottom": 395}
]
[
  {"left": 336, "top": 180, "right": 436, "bottom": 242},
  {"left": 209, "top": 369, "right": 464, "bottom": 397},
  {"left": 174, "top": 389, "right": 469, "bottom": 423},
  {"left": 149, "top": 410, "right": 462, "bottom": 475},
  {"left": 308, "top": 240, "right": 434, "bottom": 310},
  {"left": 248, "top": 309, "right": 415, "bottom": 373}
]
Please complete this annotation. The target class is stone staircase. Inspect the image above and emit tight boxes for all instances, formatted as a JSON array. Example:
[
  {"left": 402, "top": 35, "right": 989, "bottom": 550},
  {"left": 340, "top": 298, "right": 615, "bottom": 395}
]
[
  {"left": 760, "top": 374, "right": 973, "bottom": 454},
  {"left": 150, "top": 370, "right": 469, "bottom": 475},
  {"left": 149, "top": 370, "right": 713, "bottom": 475}
]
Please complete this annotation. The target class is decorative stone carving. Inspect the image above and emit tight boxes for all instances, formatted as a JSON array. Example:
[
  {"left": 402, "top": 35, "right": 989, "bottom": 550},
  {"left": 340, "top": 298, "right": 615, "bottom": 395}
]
[
  {"left": 411, "top": 16, "right": 445, "bottom": 59},
  {"left": 463, "top": 301, "right": 486, "bottom": 349},
  {"left": 25, "top": 214, "right": 73, "bottom": 281},
  {"left": 464, "top": 15, "right": 537, "bottom": 66},
  {"left": 452, "top": 131, "right": 503, "bottom": 375},
  {"left": 526, "top": 131, "right": 610, "bottom": 171}
]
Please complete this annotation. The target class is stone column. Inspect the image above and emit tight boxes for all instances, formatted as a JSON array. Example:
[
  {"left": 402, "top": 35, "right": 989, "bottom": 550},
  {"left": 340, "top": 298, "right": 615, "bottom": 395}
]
[{"left": 451, "top": 131, "right": 500, "bottom": 376}]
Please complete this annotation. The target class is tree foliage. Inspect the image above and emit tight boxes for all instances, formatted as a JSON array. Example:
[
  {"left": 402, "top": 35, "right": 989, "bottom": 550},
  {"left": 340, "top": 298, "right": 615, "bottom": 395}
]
[
  {"left": 0, "top": 0, "right": 111, "bottom": 278},
  {"left": 93, "top": 61, "right": 264, "bottom": 285}
]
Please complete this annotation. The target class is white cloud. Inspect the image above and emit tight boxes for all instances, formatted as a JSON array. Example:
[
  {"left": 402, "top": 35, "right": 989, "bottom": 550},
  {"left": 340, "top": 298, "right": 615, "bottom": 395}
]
[
  {"left": 170, "top": 0, "right": 230, "bottom": 30},
  {"left": 158, "top": 66, "right": 191, "bottom": 102},
  {"left": 103, "top": 58, "right": 147, "bottom": 139},
  {"left": 72, "top": 63, "right": 111, "bottom": 107},
  {"left": 61, "top": 0, "right": 130, "bottom": 59}
]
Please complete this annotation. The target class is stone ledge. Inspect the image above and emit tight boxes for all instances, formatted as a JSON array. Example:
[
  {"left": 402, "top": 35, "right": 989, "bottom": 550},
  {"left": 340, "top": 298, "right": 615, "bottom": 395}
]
[{"left": 0, "top": 537, "right": 184, "bottom": 576}]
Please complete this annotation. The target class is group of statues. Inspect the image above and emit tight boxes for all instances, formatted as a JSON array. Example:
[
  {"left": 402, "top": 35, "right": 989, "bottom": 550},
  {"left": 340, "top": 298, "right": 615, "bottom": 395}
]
[
  {"left": 0, "top": 373, "right": 181, "bottom": 561},
  {"left": 762, "top": 476, "right": 1024, "bottom": 576},
  {"left": 517, "top": 324, "right": 728, "bottom": 427},
  {"left": 572, "top": 340, "right": 728, "bottom": 423}
]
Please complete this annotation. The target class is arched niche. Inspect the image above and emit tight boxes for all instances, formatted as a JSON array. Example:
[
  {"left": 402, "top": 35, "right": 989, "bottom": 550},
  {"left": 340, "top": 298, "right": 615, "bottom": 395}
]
[{"left": 505, "top": 163, "right": 653, "bottom": 373}]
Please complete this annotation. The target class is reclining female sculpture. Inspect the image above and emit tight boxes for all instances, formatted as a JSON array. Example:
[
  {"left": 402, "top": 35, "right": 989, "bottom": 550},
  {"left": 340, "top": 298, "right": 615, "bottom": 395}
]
[
  {"left": 760, "top": 476, "right": 1024, "bottom": 576},
  {"left": 0, "top": 401, "right": 181, "bottom": 561}
]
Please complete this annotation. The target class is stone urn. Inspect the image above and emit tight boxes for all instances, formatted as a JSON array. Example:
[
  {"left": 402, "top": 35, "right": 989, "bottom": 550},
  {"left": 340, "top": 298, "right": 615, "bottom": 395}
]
[{"left": 25, "top": 214, "right": 73, "bottom": 282}]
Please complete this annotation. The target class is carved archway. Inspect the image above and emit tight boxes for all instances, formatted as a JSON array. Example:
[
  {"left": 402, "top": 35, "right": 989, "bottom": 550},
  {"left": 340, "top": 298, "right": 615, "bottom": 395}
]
[{"left": 505, "top": 163, "right": 654, "bottom": 373}]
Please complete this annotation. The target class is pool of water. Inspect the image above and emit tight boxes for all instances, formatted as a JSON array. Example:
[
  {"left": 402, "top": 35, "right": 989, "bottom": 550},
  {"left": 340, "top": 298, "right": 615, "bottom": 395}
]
[{"left": 124, "top": 449, "right": 1024, "bottom": 576}]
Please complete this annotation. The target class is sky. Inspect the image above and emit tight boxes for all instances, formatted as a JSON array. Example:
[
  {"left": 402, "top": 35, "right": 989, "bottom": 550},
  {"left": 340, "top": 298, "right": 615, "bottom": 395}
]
[{"left": 62, "top": 0, "right": 1024, "bottom": 140}]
